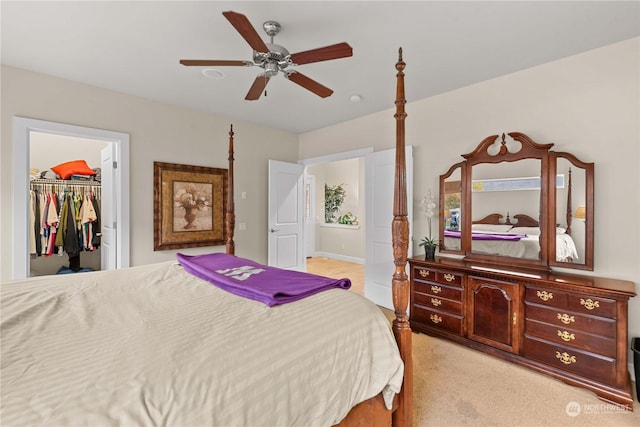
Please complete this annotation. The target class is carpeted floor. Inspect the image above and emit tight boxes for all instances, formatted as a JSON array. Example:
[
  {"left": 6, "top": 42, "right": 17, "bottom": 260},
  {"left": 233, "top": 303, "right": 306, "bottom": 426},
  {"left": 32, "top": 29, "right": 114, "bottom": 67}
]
[
  {"left": 307, "top": 257, "right": 640, "bottom": 426},
  {"left": 381, "top": 307, "right": 640, "bottom": 427}
]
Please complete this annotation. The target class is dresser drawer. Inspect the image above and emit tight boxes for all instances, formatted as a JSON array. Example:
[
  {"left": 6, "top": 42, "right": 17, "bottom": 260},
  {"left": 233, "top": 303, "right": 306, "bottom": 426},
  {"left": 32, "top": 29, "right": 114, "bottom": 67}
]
[
  {"left": 525, "top": 286, "right": 616, "bottom": 318},
  {"left": 413, "top": 267, "right": 463, "bottom": 286},
  {"left": 524, "top": 318, "right": 616, "bottom": 358},
  {"left": 413, "top": 292, "right": 462, "bottom": 315},
  {"left": 411, "top": 305, "right": 463, "bottom": 336},
  {"left": 566, "top": 295, "right": 616, "bottom": 318},
  {"left": 414, "top": 281, "right": 462, "bottom": 301},
  {"left": 523, "top": 336, "right": 616, "bottom": 386},
  {"left": 525, "top": 287, "right": 567, "bottom": 308},
  {"left": 525, "top": 303, "right": 615, "bottom": 337}
]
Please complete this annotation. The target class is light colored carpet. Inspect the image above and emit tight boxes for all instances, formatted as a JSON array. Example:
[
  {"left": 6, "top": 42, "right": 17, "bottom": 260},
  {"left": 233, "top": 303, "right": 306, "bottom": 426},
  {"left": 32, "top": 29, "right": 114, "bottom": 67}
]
[
  {"left": 383, "top": 311, "right": 640, "bottom": 427},
  {"left": 307, "top": 257, "right": 639, "bottom": 426}
]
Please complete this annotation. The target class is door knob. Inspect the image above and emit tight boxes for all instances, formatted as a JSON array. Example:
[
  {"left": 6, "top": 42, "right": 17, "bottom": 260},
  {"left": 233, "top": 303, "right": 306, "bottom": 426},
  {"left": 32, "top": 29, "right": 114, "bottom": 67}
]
[{"left": 269, "top": 228, "right": 279, "bottom": 233}]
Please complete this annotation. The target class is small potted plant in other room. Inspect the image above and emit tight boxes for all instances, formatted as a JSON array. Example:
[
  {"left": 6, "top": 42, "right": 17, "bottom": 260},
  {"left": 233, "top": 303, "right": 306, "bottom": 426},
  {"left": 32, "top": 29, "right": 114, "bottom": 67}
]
[{"left": 420, "top": 190, "right": 438, "bottom": 259}]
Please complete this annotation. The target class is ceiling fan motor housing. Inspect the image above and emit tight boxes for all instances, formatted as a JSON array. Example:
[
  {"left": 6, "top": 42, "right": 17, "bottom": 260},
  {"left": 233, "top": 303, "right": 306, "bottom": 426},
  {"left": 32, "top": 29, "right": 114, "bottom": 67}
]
[{"left": 253, "top": 43, "right": 291, "bottom": 76}]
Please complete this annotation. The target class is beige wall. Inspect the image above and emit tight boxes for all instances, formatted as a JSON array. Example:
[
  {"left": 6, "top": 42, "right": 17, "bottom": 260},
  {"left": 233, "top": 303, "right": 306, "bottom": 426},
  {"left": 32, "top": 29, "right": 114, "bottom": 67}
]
[
  {"left": 307, "top": 157, "right": 366, "bottom": 260},
  {"left": 1, "top": 65, "right": 299, "bottom": 280},
  {"left": 299, "top": 38, "right": 640, "bottom": 361}
]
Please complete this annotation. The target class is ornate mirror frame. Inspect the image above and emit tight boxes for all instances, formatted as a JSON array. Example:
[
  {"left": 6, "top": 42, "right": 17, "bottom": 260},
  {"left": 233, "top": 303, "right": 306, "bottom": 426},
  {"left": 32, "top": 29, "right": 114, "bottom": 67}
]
[{"left": 438, "top": 132, "right": 594, "bottom": 271}]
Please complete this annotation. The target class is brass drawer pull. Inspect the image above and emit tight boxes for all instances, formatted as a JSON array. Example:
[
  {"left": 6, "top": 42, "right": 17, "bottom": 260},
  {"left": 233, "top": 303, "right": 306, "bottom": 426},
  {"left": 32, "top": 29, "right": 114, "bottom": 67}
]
[
  {"left": 556, "top": 351, "right": 577, "bottom": 365},
  {"left": 419, "top": 270, "right": 430, "bottom": 278},
  {"left": 430, "top": 298, "right": 442, "bottom": 307},
  {"left": 557, "top": 313, "right": 575, "bottom": 325},
  {"left": 430, "top": 314, "right": 443, "bottom": 324},
  {"left": 557, "top": 330, "right": 576, "bottom": 342},
  {"left": 431, "top": 285, "right": 442, "bottom": 294},
  {"left": 443, "top": 273, "right": 456, "bottom": 282},
  {"left": 536, "top": 290, "right": 553, "bottom": 301},
  {"left": 580, "top": 298, "right": 600, "bottom": 310}
]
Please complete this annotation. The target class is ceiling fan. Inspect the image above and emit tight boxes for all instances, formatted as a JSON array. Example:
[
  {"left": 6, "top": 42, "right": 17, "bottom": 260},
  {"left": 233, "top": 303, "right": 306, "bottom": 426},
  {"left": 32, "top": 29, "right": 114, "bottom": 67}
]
[{"left": 179, "top": 11, "right": 353, "bottom": 100}]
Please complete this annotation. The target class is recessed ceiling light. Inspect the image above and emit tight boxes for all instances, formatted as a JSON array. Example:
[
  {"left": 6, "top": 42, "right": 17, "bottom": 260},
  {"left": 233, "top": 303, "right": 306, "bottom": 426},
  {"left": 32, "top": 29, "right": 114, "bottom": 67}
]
[
  {"left": 202, "top": 69, "right": 225, "bottom": 79},
  {"left": 350, "top": 94, "right": 362, "bottom": 103}
]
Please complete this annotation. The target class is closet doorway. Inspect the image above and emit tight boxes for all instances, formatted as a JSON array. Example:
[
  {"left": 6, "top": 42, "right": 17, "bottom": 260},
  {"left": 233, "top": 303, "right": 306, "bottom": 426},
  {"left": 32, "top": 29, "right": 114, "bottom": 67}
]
[{"left": 12, "top": 117, "right": 130, "bottom": 279}]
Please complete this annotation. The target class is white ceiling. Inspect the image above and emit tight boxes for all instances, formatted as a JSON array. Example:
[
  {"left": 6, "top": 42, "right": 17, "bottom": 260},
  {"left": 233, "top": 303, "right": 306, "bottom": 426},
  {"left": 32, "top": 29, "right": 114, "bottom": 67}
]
[{"left": 2, "top": 1, "right": 639, "bottom": 134}]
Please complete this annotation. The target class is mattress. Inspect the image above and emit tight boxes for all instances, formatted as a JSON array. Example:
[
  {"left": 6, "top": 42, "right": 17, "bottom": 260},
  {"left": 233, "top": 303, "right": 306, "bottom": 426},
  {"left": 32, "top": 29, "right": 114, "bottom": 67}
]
[{"left": 1, "top": 260, "right": 403, "bottom": 426}]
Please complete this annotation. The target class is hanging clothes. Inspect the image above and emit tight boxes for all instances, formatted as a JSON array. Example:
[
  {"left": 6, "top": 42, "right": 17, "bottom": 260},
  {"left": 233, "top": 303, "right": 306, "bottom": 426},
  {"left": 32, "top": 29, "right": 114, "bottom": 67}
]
[{"left": 29, "top": 180, "right": 101, "bottom": 261}]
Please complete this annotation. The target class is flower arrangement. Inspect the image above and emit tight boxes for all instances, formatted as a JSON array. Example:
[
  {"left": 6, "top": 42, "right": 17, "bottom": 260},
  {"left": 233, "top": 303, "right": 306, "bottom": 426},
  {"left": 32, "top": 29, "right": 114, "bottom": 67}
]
[
  {"left": 174, "top": 183, "right": 211, "bottom": 229},
  {"left": 174, "top": 183, "right": 210, "bottom": 211},
  {"left": 420, "top": 189, "right": 438, "bottom": 248}
]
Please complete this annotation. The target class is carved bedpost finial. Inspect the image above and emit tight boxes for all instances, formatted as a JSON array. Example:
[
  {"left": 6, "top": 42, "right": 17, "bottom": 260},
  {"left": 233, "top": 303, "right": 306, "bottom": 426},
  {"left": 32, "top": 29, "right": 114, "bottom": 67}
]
[{"left": 226, "top": 124, "right": 236, "bottom": 255}]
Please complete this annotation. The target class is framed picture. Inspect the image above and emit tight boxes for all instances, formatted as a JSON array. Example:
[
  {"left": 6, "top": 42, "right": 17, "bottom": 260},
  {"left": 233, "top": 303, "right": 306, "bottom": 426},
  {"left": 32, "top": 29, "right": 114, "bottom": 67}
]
[{"left": 153, "top": 161, "right": 228, "bottom": 251}]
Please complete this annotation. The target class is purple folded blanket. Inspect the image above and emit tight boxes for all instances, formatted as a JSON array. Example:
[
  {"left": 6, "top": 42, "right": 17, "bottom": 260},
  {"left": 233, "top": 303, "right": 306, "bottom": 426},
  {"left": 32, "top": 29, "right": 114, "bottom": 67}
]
[
  {"left": 444, "top": 230, "right": 526, "bottom": 241},
  {"left": 177, "top": 252, "right": 351, "bottom": 306}
]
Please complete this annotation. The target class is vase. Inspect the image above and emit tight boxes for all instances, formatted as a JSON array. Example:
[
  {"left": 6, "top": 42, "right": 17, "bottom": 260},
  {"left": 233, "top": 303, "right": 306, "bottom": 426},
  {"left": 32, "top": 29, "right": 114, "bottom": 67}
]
[
  {"left": 425, "top": 245, "right": 436, "bottom": 260},
  {"left": 183, "top": 206, "right": 197, "bottom": 229}
]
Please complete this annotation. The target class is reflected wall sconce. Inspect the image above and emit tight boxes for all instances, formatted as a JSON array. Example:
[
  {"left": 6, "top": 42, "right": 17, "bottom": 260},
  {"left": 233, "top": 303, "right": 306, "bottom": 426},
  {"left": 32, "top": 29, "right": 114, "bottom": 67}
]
[{"left": 574, "top": 206, "right": 586, "bottom": 222}]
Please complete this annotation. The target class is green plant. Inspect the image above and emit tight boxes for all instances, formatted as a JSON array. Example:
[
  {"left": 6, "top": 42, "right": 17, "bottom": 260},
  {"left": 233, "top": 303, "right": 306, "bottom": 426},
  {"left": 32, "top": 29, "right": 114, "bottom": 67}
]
[
  {"left": 338, "top": 212, "right": 358, "bottom": 225},
  {"left": 419, "top": 236, "right": 438, "bottom": 248},
  {"left": 325, "top": 183, "right": 346, "bottom": 223}
]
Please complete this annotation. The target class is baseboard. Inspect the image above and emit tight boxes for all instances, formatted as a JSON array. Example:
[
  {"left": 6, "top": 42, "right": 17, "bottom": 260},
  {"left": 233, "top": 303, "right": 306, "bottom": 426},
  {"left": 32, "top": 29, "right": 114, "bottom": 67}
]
[{"left": 312, "top": 251, "right": 365, "bottom": 265}]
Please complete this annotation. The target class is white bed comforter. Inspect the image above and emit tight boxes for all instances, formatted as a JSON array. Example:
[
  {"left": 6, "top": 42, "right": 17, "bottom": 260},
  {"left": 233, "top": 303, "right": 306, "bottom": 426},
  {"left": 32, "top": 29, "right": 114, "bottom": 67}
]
[{"left": 1, "top": 261, "right": 403, "bottom": 427}]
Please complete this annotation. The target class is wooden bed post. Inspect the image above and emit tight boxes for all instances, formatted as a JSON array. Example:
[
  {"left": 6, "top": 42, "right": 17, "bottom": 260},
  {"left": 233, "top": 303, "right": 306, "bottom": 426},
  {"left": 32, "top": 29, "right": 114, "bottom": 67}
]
[
  {"left": 391, "top": 48, "right": 413, "bottom": 427},
  {"left": 226, "top": 124, "right": 236, "bottom": 255}
]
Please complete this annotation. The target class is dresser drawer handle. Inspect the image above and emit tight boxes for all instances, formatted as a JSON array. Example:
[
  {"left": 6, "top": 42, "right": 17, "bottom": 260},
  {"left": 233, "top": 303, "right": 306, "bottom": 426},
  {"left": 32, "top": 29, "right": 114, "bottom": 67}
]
[
  {"left": 430, "top": 314, "right": 443, "bottom": 324},
  {"left": 580, "top": 298, "right": 600, "bottom": 310},
  {"left": 431, "top": 285, "right": 442, "bottom": 294},
  {"left": 557, "top": 313, "right": 575, "bottom": 325},
  {"left": 536, "top": 290, "right": 553, "bottom": 301},
  {"left": 419, "top": 270, "right": 430, "bottom": 278},
  {"left": 557, "top": 330, "right": 576, "bottom": 342},
  {"left": 555, "top": 351, "right": 577, "bottom": 365},
  {"left": 431, "top": 298, "right": 442, "bottom": 307},
  {"left": 443, "top": 273, "right": 456, "bottom": 282}
]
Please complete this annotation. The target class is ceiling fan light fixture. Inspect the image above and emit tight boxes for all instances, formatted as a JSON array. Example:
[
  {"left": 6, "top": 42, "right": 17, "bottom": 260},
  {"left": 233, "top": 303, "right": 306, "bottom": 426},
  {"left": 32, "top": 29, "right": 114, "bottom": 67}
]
[
  {"left": 350, "top": 94, "right": 363, "bottom": 103},
  {"left": 264, "top": 61, "right": 279, "bottom": 77}
]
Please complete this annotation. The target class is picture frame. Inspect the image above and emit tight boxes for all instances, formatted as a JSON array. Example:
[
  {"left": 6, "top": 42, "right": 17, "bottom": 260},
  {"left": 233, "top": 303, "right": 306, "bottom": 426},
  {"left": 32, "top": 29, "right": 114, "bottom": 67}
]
[{"left": 153, "top": 161, "right": 228, "bottom": 251}]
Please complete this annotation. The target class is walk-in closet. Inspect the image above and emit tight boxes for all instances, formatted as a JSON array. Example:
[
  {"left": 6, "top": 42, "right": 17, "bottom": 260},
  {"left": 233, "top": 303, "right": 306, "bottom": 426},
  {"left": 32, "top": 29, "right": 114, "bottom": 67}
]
[{"left": 29, "top": 132, "right": 109, "bottom": 276}]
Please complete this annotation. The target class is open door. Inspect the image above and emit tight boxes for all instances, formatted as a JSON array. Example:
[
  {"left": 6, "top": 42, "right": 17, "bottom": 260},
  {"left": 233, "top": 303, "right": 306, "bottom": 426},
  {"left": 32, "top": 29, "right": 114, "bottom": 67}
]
[
  {"left": 268, "top": 160, "right": 305, "bottom": 271},
  {"left": 365, "top": 146, "right": 413, "bottom": 309},
  {"left": 100, "top": 144, "right": 117, "bottom": 270}
]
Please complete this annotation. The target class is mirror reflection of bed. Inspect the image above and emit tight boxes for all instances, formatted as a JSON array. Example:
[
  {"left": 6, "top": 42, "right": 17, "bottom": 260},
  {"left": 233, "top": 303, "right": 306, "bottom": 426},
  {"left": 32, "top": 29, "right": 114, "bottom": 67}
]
[{"left": 443, "top": 212, "right": 578, "bottom": 261}]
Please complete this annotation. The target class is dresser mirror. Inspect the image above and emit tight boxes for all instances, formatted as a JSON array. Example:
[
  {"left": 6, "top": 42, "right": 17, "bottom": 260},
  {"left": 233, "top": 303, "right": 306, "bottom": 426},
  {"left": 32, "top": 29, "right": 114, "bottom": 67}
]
[{"left": 438, "top": 132, "right": 594, "bottom": 271}]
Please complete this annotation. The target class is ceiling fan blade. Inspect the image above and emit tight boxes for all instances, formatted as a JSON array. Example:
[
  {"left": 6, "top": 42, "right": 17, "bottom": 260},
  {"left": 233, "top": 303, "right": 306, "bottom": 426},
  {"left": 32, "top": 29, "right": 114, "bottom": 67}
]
[
  {"left": 245, "top": 75, "right": 270, "bottom": 100},
  {"left": 287, "top": 72, "right": 333, "bottom": 98},
  {"left": 179, "top": 59, "right": 251, "bottom": 66},
  {"left": 222, "top": 11, "right": 269, "bottom": 53},
  {"left": 289, "top": 42, "right": 353, "bottom": 65}
]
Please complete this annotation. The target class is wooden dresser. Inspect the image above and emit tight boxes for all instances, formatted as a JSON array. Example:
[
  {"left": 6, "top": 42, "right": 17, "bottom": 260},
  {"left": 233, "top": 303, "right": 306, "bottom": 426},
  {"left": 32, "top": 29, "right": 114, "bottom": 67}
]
[{"left": 409, "top": 256, "right": 636, "bottom": 409}]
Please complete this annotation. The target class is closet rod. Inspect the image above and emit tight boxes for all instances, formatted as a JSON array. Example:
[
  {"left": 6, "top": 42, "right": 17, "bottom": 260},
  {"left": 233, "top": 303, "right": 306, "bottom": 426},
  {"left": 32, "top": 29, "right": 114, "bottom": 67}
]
[{"left": 30, "top": 179, "right": 100, "bottom": 186}]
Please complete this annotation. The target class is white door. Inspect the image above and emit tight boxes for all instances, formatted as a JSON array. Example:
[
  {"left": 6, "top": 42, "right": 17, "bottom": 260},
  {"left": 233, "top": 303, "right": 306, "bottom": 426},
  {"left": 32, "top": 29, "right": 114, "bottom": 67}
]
[
  {"left": 268, "top": 160, "right": 305, "bottom": 270},
  {"left": 100, "top": 145, "right": 117, "bottom": 270},
  {"left": 304, "top": 174, "right": 316, "bottom": 258},
  {"left": 364, "top": 146, "right": 413, "bottom": 309}
]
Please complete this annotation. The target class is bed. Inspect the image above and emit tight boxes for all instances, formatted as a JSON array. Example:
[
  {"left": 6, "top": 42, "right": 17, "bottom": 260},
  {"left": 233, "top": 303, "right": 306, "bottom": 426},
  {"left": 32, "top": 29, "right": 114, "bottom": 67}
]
[
  {"left": 443, "top": 212, "right": 579, "bottom": 261},
  {"left": 1, "top": 51, "right": 413, "bottom": 426}
]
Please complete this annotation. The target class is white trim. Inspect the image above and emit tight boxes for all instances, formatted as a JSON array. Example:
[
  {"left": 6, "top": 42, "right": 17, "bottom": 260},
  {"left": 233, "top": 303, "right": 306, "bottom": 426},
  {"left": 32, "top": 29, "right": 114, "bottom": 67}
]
[
  {"left": 313, "top": 251, "right": 365, "bottom": 265},
  {"left": 319, "top": 223, "right": 360, "bottom": 230},
  {"left": 300, "top": 147, "right": 373, "bottom": 166},
  {"left": 12, "top": 117, "right": 130, "bottom": 279}
]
